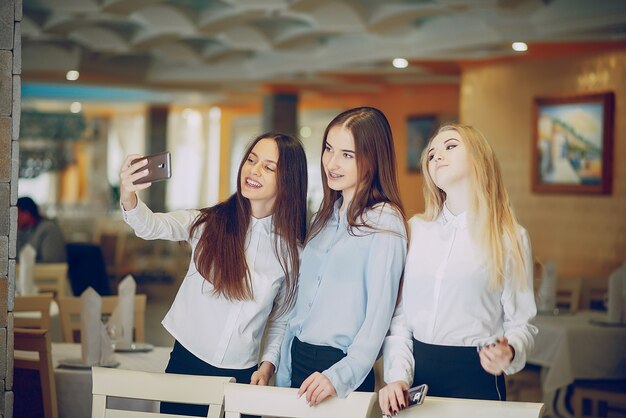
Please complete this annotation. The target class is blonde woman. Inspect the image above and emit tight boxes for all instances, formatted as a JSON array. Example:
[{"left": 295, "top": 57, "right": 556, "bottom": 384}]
[{"left": 379, "top": 124, "right": 537, "bottom": 416}]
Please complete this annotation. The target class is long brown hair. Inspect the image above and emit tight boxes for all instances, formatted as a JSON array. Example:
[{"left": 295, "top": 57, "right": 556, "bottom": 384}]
[
  {"left": 190, "top": 133, "right": 308, "bottom": 314},
  {"left": 308, "top": 107, "right": 406, "bottom": 240},
  {"left": 421, "top": 124, "right": 527, "bottom": 289}
]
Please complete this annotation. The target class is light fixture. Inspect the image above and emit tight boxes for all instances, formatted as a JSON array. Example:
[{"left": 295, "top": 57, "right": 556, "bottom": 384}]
[
  {"left": 66, "top": 70, "right": 80, "bottom": 81},
  {"left": 511, "top": 42, "right": 528, "bottom": 52},
  {"left": 70, "top": 102, "right": 82, "bottom": 113},
  {"left": 299, "top": 126, "right": 312, "bottom": 138},
  {"left": 392, "top": 58, "right": 409, "bottom": 69}
]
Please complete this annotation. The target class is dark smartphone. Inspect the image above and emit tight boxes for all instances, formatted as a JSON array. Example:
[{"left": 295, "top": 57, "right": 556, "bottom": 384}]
[
  {"left": 407, "top": 384, "right": 428, "bottom": 407},
  {"left": 131, "top": 151, "right": 171, "bottom": 184}
]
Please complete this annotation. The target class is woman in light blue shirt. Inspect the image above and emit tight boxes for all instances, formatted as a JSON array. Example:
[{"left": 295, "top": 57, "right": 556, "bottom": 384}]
[{"left": 276, "top": 107, "right": 408, "bottom": 405}]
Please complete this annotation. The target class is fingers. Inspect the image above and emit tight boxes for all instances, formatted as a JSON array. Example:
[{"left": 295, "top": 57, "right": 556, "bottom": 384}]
[
  {"left": 250, "top": 372, "right": 260, "bottom": 385},
  {"left": 479, "top": 344, "right": 511, "bottom": 375},
  {"left": 378, "top": 382, "right": 409, "bottom": 417},
  {"left": 298, "top": 372, "right": 336, "bottom": 406}
]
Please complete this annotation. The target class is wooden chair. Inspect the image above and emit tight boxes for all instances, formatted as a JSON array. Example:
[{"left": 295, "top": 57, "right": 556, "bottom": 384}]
[
  {"left": 394, "top": 396, "right": 544, "bottom": 417},
  {"left": 14, "top": 328, "right": 58, "bottom": 418},
  {"left": 91, "top": 367, "right": 234, "bottom": 418},
  {"left": 581, "top": 277, "right": 609, "bottom": 310},
  {"left": 33, "top": 263, "right": 69, "bottom": 298},
  {"left": 14, "top": 294, "right": 53, "bottom": 329},
  {"left": 57, "top": 294, "right": 147, "bottom": 343},
  {"left": 556, "top": 277, "right": 583, "bottom": 312},
  {"left": 572, "top": 380, "right": 626, "bottom": 418},
  {"left": 223, "top": 383, "right": 377, "bottom": 418}
]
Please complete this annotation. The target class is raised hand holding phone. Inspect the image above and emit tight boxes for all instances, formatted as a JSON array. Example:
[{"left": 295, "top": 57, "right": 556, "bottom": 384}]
[{"left": 120, "top": 154, "right": 151, "bottom": 210}]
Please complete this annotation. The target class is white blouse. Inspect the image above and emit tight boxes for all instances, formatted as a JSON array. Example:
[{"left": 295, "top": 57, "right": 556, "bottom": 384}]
[
  {"left": 123, "top": 199, "right": 289, "bottom": 369},
  {"left": 383, "top": 205, "right": 538, "bottom": 385}
]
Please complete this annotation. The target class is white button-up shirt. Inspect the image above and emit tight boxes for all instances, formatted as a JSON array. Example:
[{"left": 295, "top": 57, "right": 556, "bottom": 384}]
[
  {"left": 383, "top": 205, "right": 537, "bottom": 385},
  {"left": 123, "top": 199, "right": 289, "bottom": 369}
]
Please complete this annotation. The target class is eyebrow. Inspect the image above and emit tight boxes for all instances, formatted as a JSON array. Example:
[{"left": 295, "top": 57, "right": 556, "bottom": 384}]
[
  {"left": 249, "top": 151, "right": 277, "bottom": 164},
  {"left": 427, "top": 138, "right": 459, "bottom": 154},
  {"left": 326, "top": 142, "right": 355, "bottom": 154}
]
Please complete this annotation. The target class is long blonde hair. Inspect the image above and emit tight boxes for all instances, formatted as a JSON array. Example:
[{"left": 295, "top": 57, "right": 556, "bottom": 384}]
[{"left": 421, "top": 124, "right": 527, "bottom": 289}]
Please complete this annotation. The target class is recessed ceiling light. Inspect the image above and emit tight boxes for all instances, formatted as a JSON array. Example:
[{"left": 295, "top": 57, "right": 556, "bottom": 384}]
[
  {"left": 511, "top": 42, "right": 528, "bottom": 52},
  {"left": 70, "top": 102, "right": 82, "bottom": 113},
  {"left": 66, "top": 70, "right": 80, "bottom": 81},
  {"left": 392, "top": 58, "right": 409, "bottom": 69}
]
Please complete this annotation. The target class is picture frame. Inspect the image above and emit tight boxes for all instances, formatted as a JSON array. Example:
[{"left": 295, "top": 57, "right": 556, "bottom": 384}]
[
  {"left": 406, "top": 115, "right": 438, "bottom": 172},
  {"left": 532, "top": 92, "right": 614, "bottom": 195}
]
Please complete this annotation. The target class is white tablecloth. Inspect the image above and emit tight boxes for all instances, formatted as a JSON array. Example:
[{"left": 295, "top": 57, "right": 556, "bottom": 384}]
[
  {"left": 528, "top": 310, "right": 626, "bottom": 393},
  {"left": 52, "top": 343, "right": 171, "bottom": 418}
]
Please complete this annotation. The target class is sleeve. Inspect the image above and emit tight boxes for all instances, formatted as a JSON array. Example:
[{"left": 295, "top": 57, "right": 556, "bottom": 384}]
[
  {"left": 322, "top": 207, "right": 408, "bottom": 398},
  {"left": 39, "top": 221, "right": 67, "bottom": 263},
  {"left": 121, "top": 197, "right": 198, "bottom": 242},
  {"left": 382, "top": 295, "right": 415, "bottom": 386},
  {"left": 259, "top": 276, "right": 290, "bottom": 369},
  {"left": 502, "top": 227, "right": 539, "bottom": 375}
]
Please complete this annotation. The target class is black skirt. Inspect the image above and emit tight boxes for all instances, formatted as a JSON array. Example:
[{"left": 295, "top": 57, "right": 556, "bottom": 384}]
[
  {"left": 412, "top": 338, "right": 506, "bottom": 401},
  {"left": 290, "top": 337, "right": 375, "bottom": 393},
  {"left": 161, "top": 340, "right": 258, "bottom": 417}
]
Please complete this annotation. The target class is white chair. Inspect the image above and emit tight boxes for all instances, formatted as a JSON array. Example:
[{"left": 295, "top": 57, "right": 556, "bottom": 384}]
[
  {"left": 223, "top": 383, "right": 377, "bottom": 418},
  {"left": 91, "top": 367, "right": 234, "bottom": 418},
  {"left": 395, "top": 396, "right": 544, "bottom": 418}
]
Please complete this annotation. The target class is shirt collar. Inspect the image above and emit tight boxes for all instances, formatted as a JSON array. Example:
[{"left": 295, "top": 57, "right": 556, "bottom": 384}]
[
  {"left": 439, "top": 204, "right": 468, "bottom": 229},
  {"left": 250, "top": 214, "right": 273, "bottom": 235}
]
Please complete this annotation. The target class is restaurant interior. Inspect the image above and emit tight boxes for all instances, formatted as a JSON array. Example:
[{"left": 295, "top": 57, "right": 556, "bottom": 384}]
[{"left": 4, "top": 0, "right": 626, "bottom": 417}]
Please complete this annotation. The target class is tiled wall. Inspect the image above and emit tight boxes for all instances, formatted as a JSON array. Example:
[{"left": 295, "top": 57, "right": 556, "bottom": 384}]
[
  {"left": 0, "top": 0, "right": 20, "bottom": 416},
  {"left": 461, "top": 49, "right": 626, "bottom": 280}
]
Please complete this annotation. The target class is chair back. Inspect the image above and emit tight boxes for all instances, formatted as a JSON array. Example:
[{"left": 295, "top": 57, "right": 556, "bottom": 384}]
[
  {"left": 556, "top": 277, "right": 583, "bottom": 312},
  {"left": 223, "top": 383, "right": 377, "bottom": 418},
  {"left": 57, "top": 294, "right": 147, "bottom": 343},
  {"left": 395, "top": 396, "right": 544, "bottom": 417},
  {"left": 33, "top": 263, "right": 69, "bottom": 298},
  {"left": 14, "top": 294, "right": 53, "bottom": 329},
  {"left": 14, "top": 328, "right": 58, "bottom": 418},
  {"left": 91, "top": 367, "right": 234, "bottom": 418}
]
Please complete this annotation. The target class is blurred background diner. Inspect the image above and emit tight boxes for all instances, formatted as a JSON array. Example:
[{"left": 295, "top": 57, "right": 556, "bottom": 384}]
[{"left": 3, "top": 0, "right": 626, "bottom": 417}]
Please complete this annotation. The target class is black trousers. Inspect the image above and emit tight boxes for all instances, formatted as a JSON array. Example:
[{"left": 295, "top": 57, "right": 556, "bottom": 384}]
[
  {"left": 290, "top": 337, "right": 375, "bottom": 393},
  {"left": 412, "top": 339, "right": 506, "bottom": 401},
  {"left": 161, "top": 340, "right": 258, "bottom": 417}
]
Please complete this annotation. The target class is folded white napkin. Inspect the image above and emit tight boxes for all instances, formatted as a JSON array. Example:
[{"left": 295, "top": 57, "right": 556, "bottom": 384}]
[
  {"left": 18, "top": 244, "right": 37, "bottom": 295},
  {"left": 108, "top": 275, "right": 136, "bottom": 350},
  {"left": 81, "top": 288, "right": 103, "bottom": 365},
  {"left": 607, "top": 263, "right": 626, "bottom": 324},
  {"left": 537, "top": 260, "right": 557, "bottom": 311}
]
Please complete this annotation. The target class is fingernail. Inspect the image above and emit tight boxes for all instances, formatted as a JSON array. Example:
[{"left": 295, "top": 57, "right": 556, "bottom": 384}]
[{"left": 394, "top": 412, "right": 398, "bottom": 417}]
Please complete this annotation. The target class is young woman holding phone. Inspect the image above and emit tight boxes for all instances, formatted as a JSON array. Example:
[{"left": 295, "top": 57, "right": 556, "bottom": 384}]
[
  {"left": 379, "top": 124, "right": 537, "bottom": 416},
  {"left": 119, "top": 133, "right": 308, "bottom": 417}
]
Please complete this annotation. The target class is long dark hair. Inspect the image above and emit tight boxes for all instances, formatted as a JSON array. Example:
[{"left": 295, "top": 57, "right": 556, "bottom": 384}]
[
  {"left": 308, "top": 107, "right": 406, "bottom": 240},
  {"left": 190, "top": 133, "right": 307, "bottom": 314}
]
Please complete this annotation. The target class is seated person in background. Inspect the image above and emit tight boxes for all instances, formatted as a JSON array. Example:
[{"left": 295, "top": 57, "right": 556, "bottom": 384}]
[{"left": 17, "top": 196, "right": 67, "bottom": 263}]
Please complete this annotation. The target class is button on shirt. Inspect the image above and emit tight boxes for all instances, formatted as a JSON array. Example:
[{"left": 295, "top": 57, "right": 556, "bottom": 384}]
[
  {"left": 276, "top": 202, "right": 407, "bottom": 398},
  {"left": 123, "top": 199, "right": 289, "bottom": 369},
  {"left": 383, "top": 206, "right": 538, "bottom": 385}
]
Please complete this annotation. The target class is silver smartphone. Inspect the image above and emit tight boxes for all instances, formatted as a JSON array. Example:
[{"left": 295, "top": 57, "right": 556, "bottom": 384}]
[
  {"left": 407, "top": 384, "right": 428, "bottom": 407},
  {"left": 131, "top": 151, "right": 172, "bottom": 184}
]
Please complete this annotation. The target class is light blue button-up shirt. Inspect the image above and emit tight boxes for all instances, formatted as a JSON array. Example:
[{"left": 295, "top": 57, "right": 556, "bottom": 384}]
[{"left": 276, "top": 201, "right": 407, "bottom": 398}]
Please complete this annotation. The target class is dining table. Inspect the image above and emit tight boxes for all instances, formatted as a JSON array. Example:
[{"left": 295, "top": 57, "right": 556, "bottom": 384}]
[
  {"left": 527, "top": 310, "right": 626, "bottom": 417},
  {"left": 50, "top": 343, "right": 171, "bottom": 418}
]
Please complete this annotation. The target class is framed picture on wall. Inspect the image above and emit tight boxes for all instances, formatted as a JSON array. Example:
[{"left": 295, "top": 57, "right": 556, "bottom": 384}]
[{"left": 532, "top": 92, "right": 614, "bottom": 194}]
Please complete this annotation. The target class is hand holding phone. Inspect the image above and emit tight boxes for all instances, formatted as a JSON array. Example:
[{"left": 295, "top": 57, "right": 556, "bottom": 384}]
[{"left": 131, "top": 151, "right": 171, "bottom": 185}]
